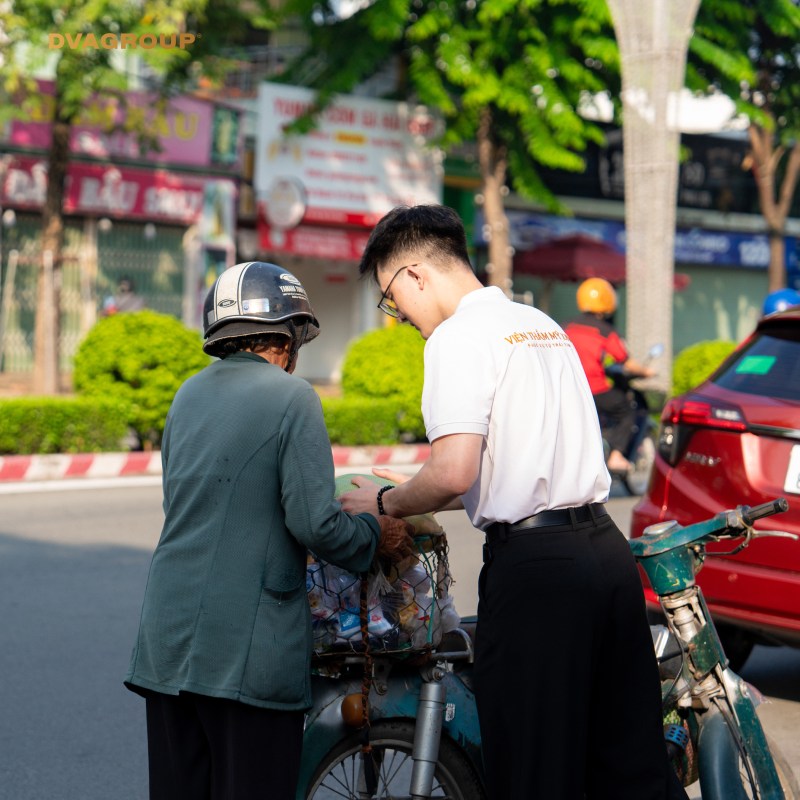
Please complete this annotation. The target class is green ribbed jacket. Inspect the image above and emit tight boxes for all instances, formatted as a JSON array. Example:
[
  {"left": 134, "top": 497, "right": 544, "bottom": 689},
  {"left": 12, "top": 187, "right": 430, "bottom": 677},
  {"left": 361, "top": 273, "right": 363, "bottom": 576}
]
[{"left": 125, "top": 352, "right": 379, "bottom": 710}]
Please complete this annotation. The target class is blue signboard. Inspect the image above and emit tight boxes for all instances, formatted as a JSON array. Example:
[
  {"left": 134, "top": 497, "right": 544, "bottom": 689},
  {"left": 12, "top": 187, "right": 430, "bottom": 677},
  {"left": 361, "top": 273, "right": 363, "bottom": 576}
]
[
  {"left": 786, "top": 238, "right": 800, "bottom": 290},
  {"left": 476, "top": 209, "right": 791, "bottom": 271}
]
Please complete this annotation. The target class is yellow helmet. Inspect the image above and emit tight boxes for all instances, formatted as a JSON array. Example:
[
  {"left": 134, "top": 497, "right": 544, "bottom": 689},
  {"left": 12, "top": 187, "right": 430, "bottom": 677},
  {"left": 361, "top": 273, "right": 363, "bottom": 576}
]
[{"left": 576, "top": 278, "right": 617, "bottom": 315}]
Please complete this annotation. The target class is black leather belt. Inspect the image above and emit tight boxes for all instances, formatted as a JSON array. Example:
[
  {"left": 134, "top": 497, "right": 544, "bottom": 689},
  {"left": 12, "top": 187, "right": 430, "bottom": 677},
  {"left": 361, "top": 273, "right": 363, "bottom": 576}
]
[{"left": 485, "top": 503, "right": 608, "bottom": 542}]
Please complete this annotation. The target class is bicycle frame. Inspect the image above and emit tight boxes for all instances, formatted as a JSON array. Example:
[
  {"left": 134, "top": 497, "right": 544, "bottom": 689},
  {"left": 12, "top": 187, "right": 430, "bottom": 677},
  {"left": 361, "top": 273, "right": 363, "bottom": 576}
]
[
  {"left": 296, "top": 636, "right": 484, "bottom": 799},
  {"left": 632, "top": 501, "right": 792, "bottom": 799}
]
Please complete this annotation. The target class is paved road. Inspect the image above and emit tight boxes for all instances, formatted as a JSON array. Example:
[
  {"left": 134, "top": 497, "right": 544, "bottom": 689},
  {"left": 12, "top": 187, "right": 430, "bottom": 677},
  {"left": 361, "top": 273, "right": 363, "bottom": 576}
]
[{"left": 0, "top": 479, "right": 798, "bottom": 799}]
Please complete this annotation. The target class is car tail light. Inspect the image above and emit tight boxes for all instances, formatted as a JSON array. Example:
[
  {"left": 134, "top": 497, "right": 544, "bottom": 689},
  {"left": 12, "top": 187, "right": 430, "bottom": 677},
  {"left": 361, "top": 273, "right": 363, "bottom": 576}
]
[{"left": 657, "top": 395, "right": 747, "bottom": 465}]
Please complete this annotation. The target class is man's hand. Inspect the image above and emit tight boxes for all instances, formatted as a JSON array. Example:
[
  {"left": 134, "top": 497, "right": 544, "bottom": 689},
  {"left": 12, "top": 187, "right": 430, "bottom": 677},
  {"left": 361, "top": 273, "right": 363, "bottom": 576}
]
[
  {"left": 376, "top": 516, "right": 416, "bottom": 563},
  {"left": 340, "top": 476, "right": 386, "bottom": 516},
  {"left": 372, "top": 467, "right": 411, "bottom": 485}
]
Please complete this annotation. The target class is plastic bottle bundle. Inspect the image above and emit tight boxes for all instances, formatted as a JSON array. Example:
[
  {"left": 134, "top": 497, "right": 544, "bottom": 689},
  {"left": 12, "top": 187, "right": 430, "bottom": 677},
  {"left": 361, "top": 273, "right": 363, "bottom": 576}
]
[
  {"left": 306, "top": 561, "right": 393, "bottom": 646},
  {"left": 306, "top": 542, "right": 464, "bottom": 653},
  {"left": 306, "top": 562, "right": 337, "bottom": 647}
]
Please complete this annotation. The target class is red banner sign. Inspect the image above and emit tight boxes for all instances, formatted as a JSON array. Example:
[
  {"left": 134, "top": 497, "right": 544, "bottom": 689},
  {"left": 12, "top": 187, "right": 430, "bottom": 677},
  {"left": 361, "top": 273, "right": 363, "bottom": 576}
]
[
  {"left": 2, "top": 156, "right": 237, "bottom": 225},
  {"left": 258, "top": 206, "right": 371, "bottom": 262}
]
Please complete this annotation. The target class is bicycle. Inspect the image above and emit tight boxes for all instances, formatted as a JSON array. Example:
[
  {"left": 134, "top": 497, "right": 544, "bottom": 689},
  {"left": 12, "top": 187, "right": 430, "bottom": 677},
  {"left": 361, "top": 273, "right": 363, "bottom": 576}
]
[
  {"left": 634, "top": 497, "right": 800, "bottom": 798},
  {"left": 297, "top": 497, "right": 800, "bottom": 799}
]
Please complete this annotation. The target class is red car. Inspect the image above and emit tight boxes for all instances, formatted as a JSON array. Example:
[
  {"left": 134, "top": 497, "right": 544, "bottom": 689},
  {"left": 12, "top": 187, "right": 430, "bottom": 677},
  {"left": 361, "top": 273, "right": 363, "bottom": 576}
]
[{"left": 631, "top": 306, "right": 800, "bottom": 669}]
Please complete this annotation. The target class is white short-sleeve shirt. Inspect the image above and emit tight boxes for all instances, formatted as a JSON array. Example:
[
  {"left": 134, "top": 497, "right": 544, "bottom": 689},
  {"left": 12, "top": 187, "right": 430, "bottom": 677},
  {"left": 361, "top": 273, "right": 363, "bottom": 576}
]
[{"left": 422, "top": 286, "right": 611, "bottom": 530}]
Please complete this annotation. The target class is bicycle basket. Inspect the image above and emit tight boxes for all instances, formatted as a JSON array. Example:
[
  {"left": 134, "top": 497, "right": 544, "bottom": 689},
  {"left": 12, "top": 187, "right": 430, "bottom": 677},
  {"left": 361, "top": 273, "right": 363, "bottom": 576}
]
[{"left": 307, "top": 527, "right": 459, "bottom": 657}]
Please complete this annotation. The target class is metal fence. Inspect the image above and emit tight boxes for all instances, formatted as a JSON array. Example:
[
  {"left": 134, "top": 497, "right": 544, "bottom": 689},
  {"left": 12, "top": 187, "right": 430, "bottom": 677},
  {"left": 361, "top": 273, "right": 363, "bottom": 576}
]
[{"left": 0, "top": 214, "right": 186, "bottom": 374}]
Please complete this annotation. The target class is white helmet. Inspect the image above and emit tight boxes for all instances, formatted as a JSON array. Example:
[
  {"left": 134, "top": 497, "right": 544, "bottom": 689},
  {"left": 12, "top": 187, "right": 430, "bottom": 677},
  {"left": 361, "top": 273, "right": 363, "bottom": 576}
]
[{"left": 203, "top": 261, "right": 320, "bottom": 359}]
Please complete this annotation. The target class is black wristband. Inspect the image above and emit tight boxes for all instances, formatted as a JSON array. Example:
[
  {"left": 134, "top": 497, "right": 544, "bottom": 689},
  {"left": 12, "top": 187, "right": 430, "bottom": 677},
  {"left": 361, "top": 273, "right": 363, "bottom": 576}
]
[{"left": 376, "top": 485, "right": 393, "bottom": 516}]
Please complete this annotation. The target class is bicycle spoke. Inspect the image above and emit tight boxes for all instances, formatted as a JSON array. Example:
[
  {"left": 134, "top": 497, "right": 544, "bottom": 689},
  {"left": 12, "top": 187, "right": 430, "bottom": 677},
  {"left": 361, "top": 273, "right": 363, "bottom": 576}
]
[
  {"left": 308, "top": 732, "right": 467, "bottom": 800},
  {"left": 318, "top": 761, "right": 355, "bottom": 798},
  {"left": 378, "top": 748, "right": 412, "bottom": 790}
]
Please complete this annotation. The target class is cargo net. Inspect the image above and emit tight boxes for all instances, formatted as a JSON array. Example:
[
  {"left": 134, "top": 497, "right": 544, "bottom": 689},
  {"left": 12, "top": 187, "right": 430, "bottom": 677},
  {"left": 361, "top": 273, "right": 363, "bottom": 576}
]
[{"left": 307, "top": 531, "right": 460, "bottom": 656}]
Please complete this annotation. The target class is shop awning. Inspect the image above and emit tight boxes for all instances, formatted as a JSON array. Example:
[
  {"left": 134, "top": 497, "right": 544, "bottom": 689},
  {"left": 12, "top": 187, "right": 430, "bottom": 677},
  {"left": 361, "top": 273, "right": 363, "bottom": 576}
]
[{"left": 513, "top": 234, "right": 690, "bottom": 290}]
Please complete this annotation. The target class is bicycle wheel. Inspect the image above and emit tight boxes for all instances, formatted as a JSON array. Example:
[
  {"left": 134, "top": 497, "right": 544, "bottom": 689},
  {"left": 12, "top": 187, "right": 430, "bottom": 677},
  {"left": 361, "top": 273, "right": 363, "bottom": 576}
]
[
  {"left": 698, "top": 710, "right": 800, "bottom": 799},
  {"left": 766, "top": 737, "right": 800, "bottom": 800},
  {"left": 730, "top": 736, "right": 800, "bottom": 799},
  {"left": 305, "top": 719, "right": 486, "bottom": 800}
]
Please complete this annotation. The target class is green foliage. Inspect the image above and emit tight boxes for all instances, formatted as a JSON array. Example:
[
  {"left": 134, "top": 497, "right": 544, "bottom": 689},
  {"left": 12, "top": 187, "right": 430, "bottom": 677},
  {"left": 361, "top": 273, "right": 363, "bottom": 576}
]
[
  {"left": 0, "top": 0, "right": 280, "bottom": 109},
  {"left": 320, "top": 397, "right": 401, "bottom": 445},
  {"left": 0, "top": 396, "right": 131, "bottom": 454},
  {"left": 341, "top": 324, "right": 426, "bottom": 441},
  {"left": 689, "top": 0, "right": 800, "bottom": 139},
  {"left": 281, "top": 0, "right": 621, "bottom": 210},
  {"left": 672, "top": 340, "right": 737, "bottom": 397},
  {"left": 73, "top": 310, "right": 210, "bottom": 447}
]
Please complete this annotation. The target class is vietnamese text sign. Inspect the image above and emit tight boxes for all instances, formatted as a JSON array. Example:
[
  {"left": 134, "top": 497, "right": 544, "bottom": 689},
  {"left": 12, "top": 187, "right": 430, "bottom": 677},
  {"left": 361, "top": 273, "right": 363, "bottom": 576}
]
[
  {"left": 2, "top": 156, "right": 236, "bottom": 225},
  {"left": 479, "top": 209, "right": 787, "bottom": 269},
  {"left": 255, "top": 82, "right": 443, "bottom": 228},
  {"left": 5, "top": 80, "right": 242, "bottom": 170}
]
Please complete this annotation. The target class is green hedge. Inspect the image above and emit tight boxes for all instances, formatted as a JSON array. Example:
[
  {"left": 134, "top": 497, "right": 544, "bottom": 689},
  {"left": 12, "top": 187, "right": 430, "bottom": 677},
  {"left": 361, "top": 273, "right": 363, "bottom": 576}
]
[
  {"left": 340, "top": 324, "right": 426, "bottom": 441},
  {"left": 321, "top": 396, "right": 401, "bottom": 445},
  {"left": 672, "top": 339, "right": 737, "bottom": 397},
  {"left": 73, "top": 310, "right": 210, "bottom": 447},
  {"left": 0, "top": 396, "right": 131, "bottom": 454}
]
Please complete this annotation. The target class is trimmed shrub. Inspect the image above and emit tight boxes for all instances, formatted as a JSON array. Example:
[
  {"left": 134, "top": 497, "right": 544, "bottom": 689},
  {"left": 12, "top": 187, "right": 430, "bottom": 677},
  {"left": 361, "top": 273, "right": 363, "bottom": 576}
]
[
  {"left": 0, "top": 396, "right": 131, "bottom": 454},
  {"left": 341, "top": 324, "right": 426, "bottom": 440},
  {"left": 321, "top": 396, "right": 400, "bottom": 445},
  {"left": 672, "top": 339, "right": 737, "bottom": 397},
  {"left": 73, "top": 310, "right": 210, "bottom": 447}
]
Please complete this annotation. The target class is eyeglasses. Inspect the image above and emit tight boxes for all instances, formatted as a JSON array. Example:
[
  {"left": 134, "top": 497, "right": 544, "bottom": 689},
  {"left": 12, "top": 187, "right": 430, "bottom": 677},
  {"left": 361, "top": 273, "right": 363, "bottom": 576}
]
[{"left": 377, "top": 264, "right": 416, "bottom": 318}]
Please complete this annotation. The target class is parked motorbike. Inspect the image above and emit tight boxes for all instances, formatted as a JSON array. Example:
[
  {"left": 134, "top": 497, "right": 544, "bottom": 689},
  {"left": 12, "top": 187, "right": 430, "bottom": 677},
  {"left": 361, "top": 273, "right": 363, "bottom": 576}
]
[
  {"left": 297, "top": 499, "right": 800, "bottom": 799},
  {"left": 601, "top": 342, "right": 664, "bottom": 496}
]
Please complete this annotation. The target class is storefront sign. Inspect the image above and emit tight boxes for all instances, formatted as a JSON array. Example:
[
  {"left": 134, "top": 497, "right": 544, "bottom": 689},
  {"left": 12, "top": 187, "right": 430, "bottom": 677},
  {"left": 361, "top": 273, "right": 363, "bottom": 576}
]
[
  {"left": 786, "top": 239, "right": 800, "bottom": 290},
  {"left": 478, "top": 209, "right": 790, "bottom": 270},
  {"left": 255, "top": 82, "right": 443, "bottom": 229},
  {"left": 4, "top": 79, "right": 242, "bottom": 170},
  {"left": 258, "top": 213, "right": 372, "bottom": 262},
  {"left": 2, "top": 156, "right": 237, "bottom": 225}
]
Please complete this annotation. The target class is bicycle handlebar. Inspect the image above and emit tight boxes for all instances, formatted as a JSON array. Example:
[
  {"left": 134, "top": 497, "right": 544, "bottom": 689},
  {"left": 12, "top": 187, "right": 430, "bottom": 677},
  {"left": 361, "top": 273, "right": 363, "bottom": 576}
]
[
  {"left": 630, "top": 497, "right": 791, "bottom": 562},
  {"left": 740, "top": 497, "right": 789, "bottom": 527}
]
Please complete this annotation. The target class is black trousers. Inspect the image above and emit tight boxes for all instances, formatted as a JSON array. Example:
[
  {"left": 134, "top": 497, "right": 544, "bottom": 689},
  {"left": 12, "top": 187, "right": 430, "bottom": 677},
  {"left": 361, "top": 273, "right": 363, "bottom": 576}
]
[
  {"left": 593, "top": 386, "right": 635, "bottom": 455},
  {"left": 473, "top": 511, "right": 689, "bottom": 800},
  {"left": 142, "top": 689, "right": 305, "bottom": 800}
]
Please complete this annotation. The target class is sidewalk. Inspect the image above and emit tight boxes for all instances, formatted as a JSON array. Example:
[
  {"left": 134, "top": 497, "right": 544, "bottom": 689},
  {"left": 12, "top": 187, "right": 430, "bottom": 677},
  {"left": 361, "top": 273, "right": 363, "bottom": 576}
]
[{"left": 0, "top": 444, "right": 432, "bottom": 483}]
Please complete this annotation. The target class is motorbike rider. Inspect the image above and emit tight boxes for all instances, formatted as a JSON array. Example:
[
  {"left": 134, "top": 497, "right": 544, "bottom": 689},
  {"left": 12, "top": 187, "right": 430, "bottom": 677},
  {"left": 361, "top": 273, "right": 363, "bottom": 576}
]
[
  {"left": 124, "top": 261, "right": 414, "bottom": 800},
  {"left": 762, "top": 286, "right": 800, "bottom": 316},
  {"left": 564, "top": 277, "right": 655, "bottom": 473}
]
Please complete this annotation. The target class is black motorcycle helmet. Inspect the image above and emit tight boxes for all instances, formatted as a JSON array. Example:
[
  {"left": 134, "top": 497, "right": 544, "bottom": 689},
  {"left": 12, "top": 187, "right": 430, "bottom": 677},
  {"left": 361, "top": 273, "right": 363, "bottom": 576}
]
[{"left": 203, "top": 261, "right": 320, "bottom": 365}]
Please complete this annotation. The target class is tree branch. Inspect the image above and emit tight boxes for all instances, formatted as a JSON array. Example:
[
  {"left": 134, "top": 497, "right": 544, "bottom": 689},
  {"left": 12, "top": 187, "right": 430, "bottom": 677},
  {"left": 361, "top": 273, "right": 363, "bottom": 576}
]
[
  {"left": 776, "top": 142, "right": 800, "bottom": 223},
  {"left": 748, "top": 124, "right": 780, "bottom": 228}
]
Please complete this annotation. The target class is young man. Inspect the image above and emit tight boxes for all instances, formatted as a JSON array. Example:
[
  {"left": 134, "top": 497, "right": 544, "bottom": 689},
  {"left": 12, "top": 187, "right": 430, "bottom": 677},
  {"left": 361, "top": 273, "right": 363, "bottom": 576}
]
[
  {"left": 125, "top": 261, "right": 413, "bottom": 800},
  {"left": 564, "top": 277, "right": 655, "bottom": 473},
  {"left": 341, "top": 206, "right": 687, "bottom": 800}
]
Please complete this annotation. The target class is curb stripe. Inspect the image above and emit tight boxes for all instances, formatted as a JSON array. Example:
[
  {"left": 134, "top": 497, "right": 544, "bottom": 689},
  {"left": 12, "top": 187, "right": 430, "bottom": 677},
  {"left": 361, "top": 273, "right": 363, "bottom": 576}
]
[
  {"left": 0, "top": 446, "right": 430, "bottom": 483},
  {"left": 64, "top": 454, "right": 96, "bottom": 477},
  {"left": 0, "top": 455, "right": 33, "bottom": 481}
]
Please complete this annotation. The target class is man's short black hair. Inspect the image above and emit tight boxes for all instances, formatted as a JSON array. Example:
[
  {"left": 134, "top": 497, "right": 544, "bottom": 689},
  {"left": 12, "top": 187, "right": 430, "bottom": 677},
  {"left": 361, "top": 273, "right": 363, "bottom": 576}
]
[{"left": 358, "top": 204, "right": 472, "bottom": 282}]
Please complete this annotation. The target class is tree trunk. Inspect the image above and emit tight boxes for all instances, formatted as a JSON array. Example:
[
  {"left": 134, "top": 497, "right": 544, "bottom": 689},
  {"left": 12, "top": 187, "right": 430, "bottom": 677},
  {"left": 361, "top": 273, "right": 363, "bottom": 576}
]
[
  {"left": 747, "top": 124, "right": 800, "bottom": 293},
  {"left": 33, "top": 87, "right": 71, "bottom": 394},
  {"left": 476, "top": 107, "right": 512, "bottom": 296}
]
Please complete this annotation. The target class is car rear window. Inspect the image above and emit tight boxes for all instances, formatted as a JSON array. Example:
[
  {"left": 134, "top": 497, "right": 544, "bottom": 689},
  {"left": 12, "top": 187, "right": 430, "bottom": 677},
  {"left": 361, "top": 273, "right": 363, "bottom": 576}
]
[{"left": 712, "top": 326, "right": 800, "bottom": 402}]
